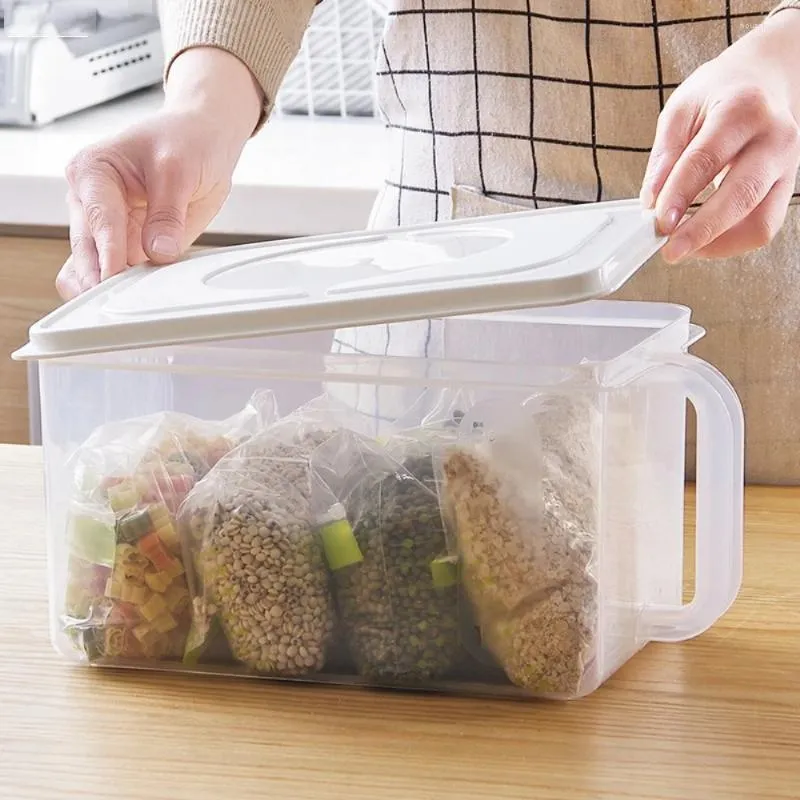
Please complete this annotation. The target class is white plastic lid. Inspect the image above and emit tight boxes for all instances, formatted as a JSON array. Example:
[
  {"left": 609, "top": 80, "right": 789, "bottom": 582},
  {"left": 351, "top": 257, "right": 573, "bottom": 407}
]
[{"left": 13, "top": 198, "right": 665, "bottom": 361}]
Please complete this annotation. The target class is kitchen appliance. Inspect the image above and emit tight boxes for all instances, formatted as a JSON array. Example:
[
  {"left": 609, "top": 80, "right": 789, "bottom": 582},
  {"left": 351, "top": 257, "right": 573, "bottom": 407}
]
[{"left": 0, "top": 1, "right": 163, "bottom": 126}]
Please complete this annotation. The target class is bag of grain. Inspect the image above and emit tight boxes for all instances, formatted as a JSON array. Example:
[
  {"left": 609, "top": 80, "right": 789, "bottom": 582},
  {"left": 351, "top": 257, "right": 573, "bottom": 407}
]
[
  {"left": 440, "top": 393, "right": 600, "bottom": 697},
  {"left": 310, "top": 428, "right": 463, "bottom": 684},
  {"left": 178, "top": 398, "right": 352, "bottom": 675}
]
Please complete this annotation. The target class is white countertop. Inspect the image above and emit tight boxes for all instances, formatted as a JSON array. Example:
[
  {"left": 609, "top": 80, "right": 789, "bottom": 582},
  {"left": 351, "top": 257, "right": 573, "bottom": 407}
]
[{"left": 0, "top": 88, "right": 389, "bottom": 238}]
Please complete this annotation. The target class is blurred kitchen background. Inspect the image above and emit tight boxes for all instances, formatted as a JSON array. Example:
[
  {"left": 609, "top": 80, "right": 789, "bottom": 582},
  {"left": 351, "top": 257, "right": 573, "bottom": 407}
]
[{"left": 0, "top": 0, "right": 391, "bottom": 446}]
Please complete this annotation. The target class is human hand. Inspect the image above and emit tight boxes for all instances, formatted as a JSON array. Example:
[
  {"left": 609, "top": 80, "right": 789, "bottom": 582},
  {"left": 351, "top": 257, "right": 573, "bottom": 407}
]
[
  {"left": 640, "top": 9, "right": 800, "bottom": 263},
  {"left": 56, "top": 47, "right": 264, "bottom": 300}
]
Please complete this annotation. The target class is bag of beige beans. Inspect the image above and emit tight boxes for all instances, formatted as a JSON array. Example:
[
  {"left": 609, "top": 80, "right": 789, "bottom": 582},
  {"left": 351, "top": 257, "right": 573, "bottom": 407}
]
[{"left": 178, "top": 400, "right": 346, "bottom": 675}]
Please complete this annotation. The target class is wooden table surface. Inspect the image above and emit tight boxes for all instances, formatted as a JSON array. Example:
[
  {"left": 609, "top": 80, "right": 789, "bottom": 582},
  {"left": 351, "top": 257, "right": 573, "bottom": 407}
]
[{"left": 2, "top": 444, "right": 800, "bottom": 800}]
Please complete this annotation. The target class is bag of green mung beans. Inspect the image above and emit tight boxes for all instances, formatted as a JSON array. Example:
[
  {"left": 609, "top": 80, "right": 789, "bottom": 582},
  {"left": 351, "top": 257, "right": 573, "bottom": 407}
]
[{"left": 311, "top": 429, "right": 463, "bottom": 685}]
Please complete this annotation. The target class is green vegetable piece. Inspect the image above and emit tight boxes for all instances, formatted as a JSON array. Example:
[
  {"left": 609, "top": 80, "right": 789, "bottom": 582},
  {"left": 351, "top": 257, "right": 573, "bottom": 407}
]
[
  {"left": 430, "top": 555, "right": 459, "bottom": 589},
  {"left": 82, "top": 628, "right": 104, "bottom": 662},
  {"left": 320, "top": 519, "right": 364, "bottom": 572},
  {"left": 69, "top": 512, "right": 116, "bottom": 568},
  {"left": 116, "top": 507, "right": 153, "bottom": 544},
  {"left": 77, "top": 466, "right": 102, "bottom": 497},
  {"left": 183, "top": 617, "right": 217, "bottom": 667},
  {"left": 107, "top": 481, "right": 139, "bottom": 513}
]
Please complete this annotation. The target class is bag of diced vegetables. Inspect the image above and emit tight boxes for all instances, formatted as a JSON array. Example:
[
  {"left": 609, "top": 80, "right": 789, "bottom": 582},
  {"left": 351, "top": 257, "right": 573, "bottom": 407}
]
[{"left": 59, "top": 393, "right": 273, "bottom": 664}]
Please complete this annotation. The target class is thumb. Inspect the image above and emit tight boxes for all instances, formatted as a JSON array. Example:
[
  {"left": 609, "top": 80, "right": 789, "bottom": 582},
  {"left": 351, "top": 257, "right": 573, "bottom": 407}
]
[{"left": 142, "top": 164, "right": 192, "bottom": 264}]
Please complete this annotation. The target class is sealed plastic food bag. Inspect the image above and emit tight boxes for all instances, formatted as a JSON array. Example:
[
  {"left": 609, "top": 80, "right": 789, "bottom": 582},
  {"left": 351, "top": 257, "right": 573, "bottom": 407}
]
[
  {"left": 179, "top": 400, "right": 341, "bottom": 675},
  {"left": 60, "top": 396, "right": 269, "bottom": 663},
  {"left": 311, "top": 430, "right": 462, "bottom": 683},
  {"left": 440, "top": 394, "right": 599, "bottom": 697}
]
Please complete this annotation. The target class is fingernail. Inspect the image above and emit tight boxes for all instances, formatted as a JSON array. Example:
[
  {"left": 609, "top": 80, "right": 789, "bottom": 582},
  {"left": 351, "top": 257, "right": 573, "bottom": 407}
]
[
  {"left": 659, "top": 207, "right": 682, "bottom": 235},
  {"left": 663, "top": 236, "right": 691, "bottom": 263},
  {"left": 151, "top": 235, "right": 180, "bottom": 258}
]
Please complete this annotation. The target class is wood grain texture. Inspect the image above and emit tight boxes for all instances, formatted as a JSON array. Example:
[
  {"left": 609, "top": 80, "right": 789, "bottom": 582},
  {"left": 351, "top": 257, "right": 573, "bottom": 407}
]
[
  {"left": 1, "top": 444, "right": 799, "bottom": 800},
  {"left": 0, "top": 236, "right": 66, "bottom": 444}
]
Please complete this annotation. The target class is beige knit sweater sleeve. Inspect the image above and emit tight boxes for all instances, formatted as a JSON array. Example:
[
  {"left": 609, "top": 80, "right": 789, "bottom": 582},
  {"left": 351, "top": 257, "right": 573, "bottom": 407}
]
[{"left": 159, "top": 0, "right": 317, "bottom": 123}]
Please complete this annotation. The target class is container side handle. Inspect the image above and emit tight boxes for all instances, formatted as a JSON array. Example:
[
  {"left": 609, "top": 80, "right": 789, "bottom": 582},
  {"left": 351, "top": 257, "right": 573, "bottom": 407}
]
[{"left": 642, "top": 353, "right": 744, "bottom": 642}]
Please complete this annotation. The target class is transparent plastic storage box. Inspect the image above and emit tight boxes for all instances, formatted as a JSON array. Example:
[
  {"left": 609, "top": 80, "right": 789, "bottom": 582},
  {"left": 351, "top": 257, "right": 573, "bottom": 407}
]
[{"left": 14, "top": 199, "right": 744, "bottom": 701}]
